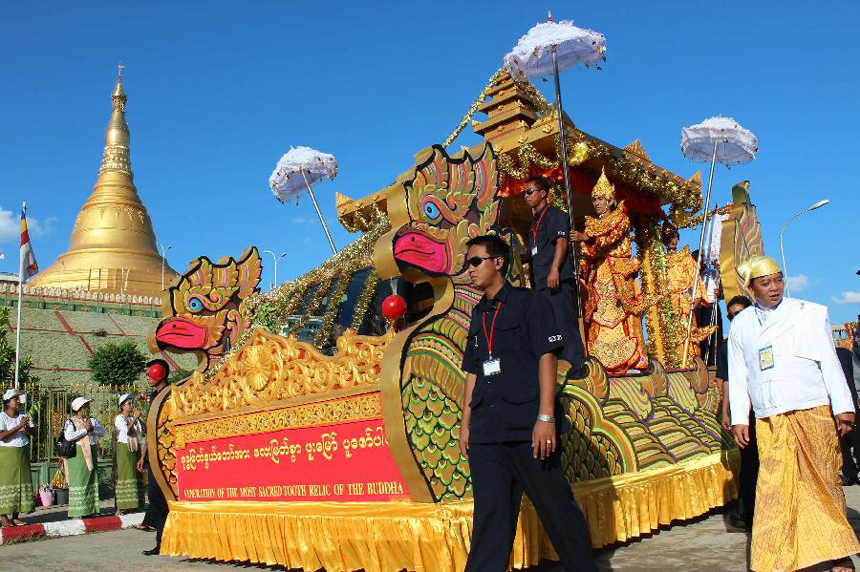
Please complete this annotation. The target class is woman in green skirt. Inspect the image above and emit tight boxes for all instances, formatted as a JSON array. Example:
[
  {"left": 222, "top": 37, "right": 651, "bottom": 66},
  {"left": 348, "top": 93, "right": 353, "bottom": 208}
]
[
  {"left": 0, "top": 389, "right": 35, "bottom": 526},
  {"left": 64, "top": 397, "right": 105, "bottom": 518},
  {"left": 113, "top": 393, "right": 144, "bottom": 515}
]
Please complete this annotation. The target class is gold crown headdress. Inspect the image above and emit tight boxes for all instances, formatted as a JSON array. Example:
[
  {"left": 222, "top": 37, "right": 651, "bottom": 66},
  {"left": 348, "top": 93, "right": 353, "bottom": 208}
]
[
  {"left": 591, "top": 168, "right": 616, "bottom": 201},
  {"left": 737, "top": 255, "right": 781, "bottom": 287}
]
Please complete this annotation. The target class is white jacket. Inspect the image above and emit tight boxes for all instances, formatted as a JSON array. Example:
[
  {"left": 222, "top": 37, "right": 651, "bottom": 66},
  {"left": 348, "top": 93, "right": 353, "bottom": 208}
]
[{"left": 728, "top": 298, "right": 853, "bottom": 424}]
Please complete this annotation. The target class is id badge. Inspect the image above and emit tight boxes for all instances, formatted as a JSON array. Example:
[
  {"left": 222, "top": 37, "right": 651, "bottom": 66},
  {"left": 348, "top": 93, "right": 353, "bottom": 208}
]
[
  {"left": 482, "top": 358, "right": 501, "bottom": 376},
  {"left": 758, "top": 345, "right": 774, "bottom": 371},
  {"left": 531, "top": 246, "right": 538, "bottom": 256}
]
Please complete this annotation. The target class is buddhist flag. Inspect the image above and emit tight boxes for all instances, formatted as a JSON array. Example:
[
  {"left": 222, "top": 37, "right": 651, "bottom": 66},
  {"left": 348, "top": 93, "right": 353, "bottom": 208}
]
[{"left": 19, "top": 203, "right": 38, "bottom": 281}]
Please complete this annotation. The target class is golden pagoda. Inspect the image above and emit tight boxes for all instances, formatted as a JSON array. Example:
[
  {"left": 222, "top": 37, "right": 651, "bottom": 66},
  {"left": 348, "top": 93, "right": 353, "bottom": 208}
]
[{"left": 30, "top": 66, "right": 177, "bottom": 298}]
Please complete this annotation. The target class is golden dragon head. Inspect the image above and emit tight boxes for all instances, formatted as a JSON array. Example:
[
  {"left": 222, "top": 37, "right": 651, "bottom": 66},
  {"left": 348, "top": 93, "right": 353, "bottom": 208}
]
[
  {"left": 150, "top": 247, "right": 262, "bottom": 370},
  {"left": 388, "top": 144, "right": 501, "bottom": 277}
]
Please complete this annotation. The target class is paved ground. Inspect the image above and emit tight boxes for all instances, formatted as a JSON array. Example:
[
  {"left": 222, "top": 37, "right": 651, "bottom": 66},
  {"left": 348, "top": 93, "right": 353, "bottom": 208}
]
[{"left": 2, "top": 487, "right": 859, "bottom": 572}]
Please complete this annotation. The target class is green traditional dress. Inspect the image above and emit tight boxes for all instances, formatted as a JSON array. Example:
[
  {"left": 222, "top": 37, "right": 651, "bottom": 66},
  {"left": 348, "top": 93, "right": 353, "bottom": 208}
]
[
  {"left": 114, "top": 414, "right": 144, "bottom": 510},
  {"left": 65, "top": 418, "right": 104, "bottom": 517},
  {"left": 0, "top": 412, "right": 35, "bottom": 515}
]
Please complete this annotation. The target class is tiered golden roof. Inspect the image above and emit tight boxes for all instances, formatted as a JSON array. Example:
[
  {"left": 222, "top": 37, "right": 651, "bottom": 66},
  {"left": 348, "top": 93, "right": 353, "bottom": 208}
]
[{"left": 29, "top": 66, "right": 177, "bottom": 297}]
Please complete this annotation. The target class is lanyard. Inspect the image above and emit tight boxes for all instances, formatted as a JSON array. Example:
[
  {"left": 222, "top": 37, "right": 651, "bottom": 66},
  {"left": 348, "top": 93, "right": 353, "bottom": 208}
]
[
  {"left": 482, "top": 301, "right": 503, "bottom": 357},
  {"left": 531, "top": 205, "right": 550, "bottom": 245}
]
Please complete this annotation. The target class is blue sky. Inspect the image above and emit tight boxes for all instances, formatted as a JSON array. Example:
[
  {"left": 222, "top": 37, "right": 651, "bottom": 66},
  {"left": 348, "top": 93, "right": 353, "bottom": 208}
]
[{"left": 1, "top": 1, "right": 858, "bottom": 323}]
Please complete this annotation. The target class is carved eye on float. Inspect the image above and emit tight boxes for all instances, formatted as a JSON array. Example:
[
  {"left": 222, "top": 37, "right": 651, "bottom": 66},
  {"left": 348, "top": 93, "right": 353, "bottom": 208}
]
[
  {"left": 186, "top": 296, "right": 205, "bottom": 313},
  {"left": 421, "top": 197, "right": 443, "bottom": 223}
]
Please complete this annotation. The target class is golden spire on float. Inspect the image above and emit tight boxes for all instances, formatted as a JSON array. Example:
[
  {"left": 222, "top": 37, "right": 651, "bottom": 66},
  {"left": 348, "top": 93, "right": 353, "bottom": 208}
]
[{"left": 29, "top": 64, "right": 178, "bottom": 298}]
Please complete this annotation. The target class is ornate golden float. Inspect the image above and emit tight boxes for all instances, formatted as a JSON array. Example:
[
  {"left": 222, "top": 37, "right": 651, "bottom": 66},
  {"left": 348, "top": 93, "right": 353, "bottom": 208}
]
[{"left": 146, "top": 71, "right": 756, "bottom": 571}]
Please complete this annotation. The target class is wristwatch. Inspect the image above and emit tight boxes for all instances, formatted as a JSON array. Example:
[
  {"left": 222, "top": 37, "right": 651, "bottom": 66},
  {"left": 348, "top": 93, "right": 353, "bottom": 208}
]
[{"left": 536, "top": 414, "right": 555, "bottom": 423}]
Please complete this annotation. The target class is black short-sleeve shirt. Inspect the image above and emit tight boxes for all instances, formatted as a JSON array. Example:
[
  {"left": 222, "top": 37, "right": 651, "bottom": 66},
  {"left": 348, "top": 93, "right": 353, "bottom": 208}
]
[
  {"left": 716, "top": 339, "right": 728, "bottom": 381},
  {"left": 527, "top": 205, "right": 574, "bottom": 290},
  {"left": 461, "top": 281, "right": 565, "bottom": 443}
]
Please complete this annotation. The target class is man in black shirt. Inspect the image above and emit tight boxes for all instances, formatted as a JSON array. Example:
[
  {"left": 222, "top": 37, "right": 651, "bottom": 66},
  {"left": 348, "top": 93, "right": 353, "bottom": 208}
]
[
  {"left": 459, "top": 234, "right": 596, "bottom": 572},
  {"left": 140, "top": 358, "right": 170, "bottom": 555},
  {"left": 522, "top": 175, "right": 584, "bottom": 371},
  {"left": 717, "top": 295, "right": 756, "bottom": 530}
]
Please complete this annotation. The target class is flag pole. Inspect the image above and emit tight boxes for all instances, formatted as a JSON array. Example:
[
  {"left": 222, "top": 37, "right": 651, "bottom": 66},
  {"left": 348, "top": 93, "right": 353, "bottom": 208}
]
[{"left": 13, "top": 203, "right": 25, "bottom": 390}]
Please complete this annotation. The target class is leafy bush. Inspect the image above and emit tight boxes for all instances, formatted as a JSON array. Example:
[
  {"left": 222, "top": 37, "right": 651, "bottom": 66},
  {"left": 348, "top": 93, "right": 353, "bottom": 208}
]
[
  {"left": 86, "top": 340, "right": 147, "bottom": 386},
  {"left": 92, "top": 328, "right": 108, "bottom": 338}
]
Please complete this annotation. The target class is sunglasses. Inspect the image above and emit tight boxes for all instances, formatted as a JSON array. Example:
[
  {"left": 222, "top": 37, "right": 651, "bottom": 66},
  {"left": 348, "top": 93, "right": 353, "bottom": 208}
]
[
  {"left": 467, "top": 256, "right": 498, "bottom": 268},
  {"left": 523, "top": 188, "right": 541, "bottom": 196}
]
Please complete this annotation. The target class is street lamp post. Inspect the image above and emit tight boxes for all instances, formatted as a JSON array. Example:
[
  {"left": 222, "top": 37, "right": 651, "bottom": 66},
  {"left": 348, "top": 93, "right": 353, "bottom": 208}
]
[
  {"left": 158, "top": 243, "right": 172, "bottom": 291},
  {"left": 263, "top": 250, "right": 287, "bottom": 289},
  {"left": 779, "top": 199, "right": 829, "bottom": 298}
]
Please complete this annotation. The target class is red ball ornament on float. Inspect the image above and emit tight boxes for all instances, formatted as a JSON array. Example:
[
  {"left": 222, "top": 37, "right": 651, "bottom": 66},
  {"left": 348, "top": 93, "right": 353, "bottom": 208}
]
[
  {"left": 147, "top": 363, "right": 166, "bottom": 382},
  {"left": 381, "top": 294, "right": 407, "bottom": 321}
]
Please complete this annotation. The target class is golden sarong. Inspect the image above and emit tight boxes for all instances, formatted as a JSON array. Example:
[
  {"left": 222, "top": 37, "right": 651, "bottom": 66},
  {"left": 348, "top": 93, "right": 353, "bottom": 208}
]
[{"left": 751, "top": 405, "right": 860, "bottom": 571}]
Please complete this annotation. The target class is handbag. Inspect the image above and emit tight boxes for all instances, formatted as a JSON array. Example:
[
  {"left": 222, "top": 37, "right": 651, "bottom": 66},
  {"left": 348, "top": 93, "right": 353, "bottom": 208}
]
[{"left": 55, "top": 420, "right": 77, "bottom": 459}]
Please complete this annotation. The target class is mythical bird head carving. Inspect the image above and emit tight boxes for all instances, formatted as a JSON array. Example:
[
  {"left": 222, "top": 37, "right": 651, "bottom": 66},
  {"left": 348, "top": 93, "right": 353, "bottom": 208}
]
[
  {"left": 150, "top": 247, "right": 262, "bottom": 370},
  {"left": 390, "top": 144, "right": 501, "bottom": 277}
]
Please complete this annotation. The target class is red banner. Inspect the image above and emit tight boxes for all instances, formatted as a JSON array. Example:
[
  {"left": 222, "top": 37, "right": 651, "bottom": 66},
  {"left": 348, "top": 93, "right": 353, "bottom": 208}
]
[{"left": 175, "top": 417, "right": 409, "bottom": 502}]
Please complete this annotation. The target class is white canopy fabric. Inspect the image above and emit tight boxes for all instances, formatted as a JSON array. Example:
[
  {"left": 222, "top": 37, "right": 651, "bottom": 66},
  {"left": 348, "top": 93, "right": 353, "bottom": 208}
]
[
  {"left": 269, "top": 146, "right": 338, "bottom": 204},
  {"left": 680, "top": 117, "right": 757, "bottom": 166},
  {"left": 504, "top": 19, "right": 606, "bottom": 80}
]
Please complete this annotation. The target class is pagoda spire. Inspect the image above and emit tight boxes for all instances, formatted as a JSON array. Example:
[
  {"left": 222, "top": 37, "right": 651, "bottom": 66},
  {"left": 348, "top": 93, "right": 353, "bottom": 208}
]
[
  {"left": 99, "top": 62, "right": 133, "bottom": 177},
  {"left": 28, "top": 66, "right": 177, "bottom": 298}
]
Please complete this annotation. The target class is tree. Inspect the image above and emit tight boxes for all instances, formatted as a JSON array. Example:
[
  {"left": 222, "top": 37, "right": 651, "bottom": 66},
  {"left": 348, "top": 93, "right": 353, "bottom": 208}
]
[
  {"left": 87, "top": 340, "right": 147, "bottom": 386},
  {"left": 0, "top": 308, "right": 35, "bottom": 386}
]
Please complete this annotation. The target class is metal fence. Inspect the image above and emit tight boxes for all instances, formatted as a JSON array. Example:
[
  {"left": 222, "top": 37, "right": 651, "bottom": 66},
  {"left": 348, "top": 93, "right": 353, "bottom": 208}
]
[{"left": 6, "top": 381, "right": 150, "bottom": 461}]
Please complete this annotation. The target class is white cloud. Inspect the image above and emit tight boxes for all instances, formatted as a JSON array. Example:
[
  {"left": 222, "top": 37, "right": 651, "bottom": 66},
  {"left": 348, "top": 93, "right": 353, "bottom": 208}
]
[
  {"left": 0, "top": 206, "right": 56, "bottom": 243},
  {"left": 292, "top": 217, "right": 307, "bottom": 224},
  {"left": 786, "top": 274, "right": 809, "bottom": 293},
  {"left": 303, "top": 236, "right": 312, "bottom": 244},
  {"left": 0, "top": 208, "right": 15, "bottom": 242},
  {"left": 832, "top": 290, "right": 860, "bottom": 305}
]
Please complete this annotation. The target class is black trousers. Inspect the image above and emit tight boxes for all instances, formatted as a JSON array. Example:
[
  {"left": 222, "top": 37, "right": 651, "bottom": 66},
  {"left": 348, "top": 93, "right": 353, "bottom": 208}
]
[
  {"left": 143, "top": 464, "right": 169, "bottom": 548},
  {"left": 465, "top": 441, "right": 596, "bottom": 572},
  {"left": 736, "top": 418, "right": 759, "bottom": 521},
  {"left": 537, "top": 280, "right": 584, "bottom": 373}
]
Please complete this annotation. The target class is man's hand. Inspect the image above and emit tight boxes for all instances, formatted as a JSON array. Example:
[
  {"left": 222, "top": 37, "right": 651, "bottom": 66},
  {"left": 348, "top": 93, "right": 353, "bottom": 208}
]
[
  {"left": 132, "top": 410, "right": 141, "bottom": 421},
  {"left": 732, "top": 424, "right": 750, "bottom": 449},
  {"left": 569, "top": 230, "right": 588, "bottom": 242},
  {"left": 83, "top": 419, "right": 93, "bottom": 431},
  {"left": 547, "top": 267, "right": 560, "bottom": 290},
  {"left": 532, "top": 420, "right": 556, "bottom": 460},
  {"left": 720, "top": 400, "right": 732, "bottom": 432},
  {"left": 836, "top": 412, "right": 856, "bottom": 438},
  {"left": 136, "top": 458, "right": 145, "bottom": 473},
  {"left": 458, "top": 424, "right": 469, "bottom": 460}
]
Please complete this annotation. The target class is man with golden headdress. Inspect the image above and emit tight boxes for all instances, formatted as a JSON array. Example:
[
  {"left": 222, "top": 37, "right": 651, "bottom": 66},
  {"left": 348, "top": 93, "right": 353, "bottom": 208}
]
[
  {"left": 570, "top": 169, "right": 657, "bottom": 375},
  {"left": 661, "top": 224, "right": 717, "bottom": 367},
  {"left": 728, "top": 255, "right": 859, "bottom": 572}
]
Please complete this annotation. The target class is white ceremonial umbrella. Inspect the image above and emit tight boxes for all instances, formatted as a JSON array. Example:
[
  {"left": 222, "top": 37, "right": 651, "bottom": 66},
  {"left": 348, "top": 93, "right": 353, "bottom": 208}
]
[
  {"left": 504, "top": 12, "right": 606, "bottom": 319},
  {"left": 679, "top": 116, "right": 757, "bottom": 365},
  {"left": 269, "top": 146, "right": 338, "bottom": 254}
]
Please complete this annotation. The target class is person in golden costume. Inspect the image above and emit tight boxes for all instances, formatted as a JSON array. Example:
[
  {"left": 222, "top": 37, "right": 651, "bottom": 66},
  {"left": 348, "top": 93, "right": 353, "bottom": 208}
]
[
  {"left": 661, "top": 224, "right": 717, "bottom": 367},
  {"left": 570, "top": 169, "right": 657, "bottom": 375}
]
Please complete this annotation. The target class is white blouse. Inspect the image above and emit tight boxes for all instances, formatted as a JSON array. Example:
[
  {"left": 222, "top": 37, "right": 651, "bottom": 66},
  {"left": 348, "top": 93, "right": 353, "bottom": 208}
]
[
  {"left": 63, "top": 417, "right": 106, "bottom": 445},
  {"left": 114, "top": 414, "right": 144, "bottom": 443},
  {"left": 0, "top": 412, "right": 33, "bottom": 447}
]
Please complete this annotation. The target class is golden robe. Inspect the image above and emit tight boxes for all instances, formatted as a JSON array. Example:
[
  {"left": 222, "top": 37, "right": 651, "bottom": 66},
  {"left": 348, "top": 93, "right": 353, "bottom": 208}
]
[
  {"left": 578, "top": 202, "right": 657, "bottom": 375},
  {"left": 751, "top": 405, "right": 860, "bottom": 571},
  {"left": 664, "top": 246, "right": 717, "bottom": 367}
]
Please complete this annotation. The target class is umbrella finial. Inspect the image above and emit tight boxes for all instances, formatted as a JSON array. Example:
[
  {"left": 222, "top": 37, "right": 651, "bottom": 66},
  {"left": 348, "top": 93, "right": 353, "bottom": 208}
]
[{"left": 547, "top": 10, "right": 554, "bottom": 22}]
